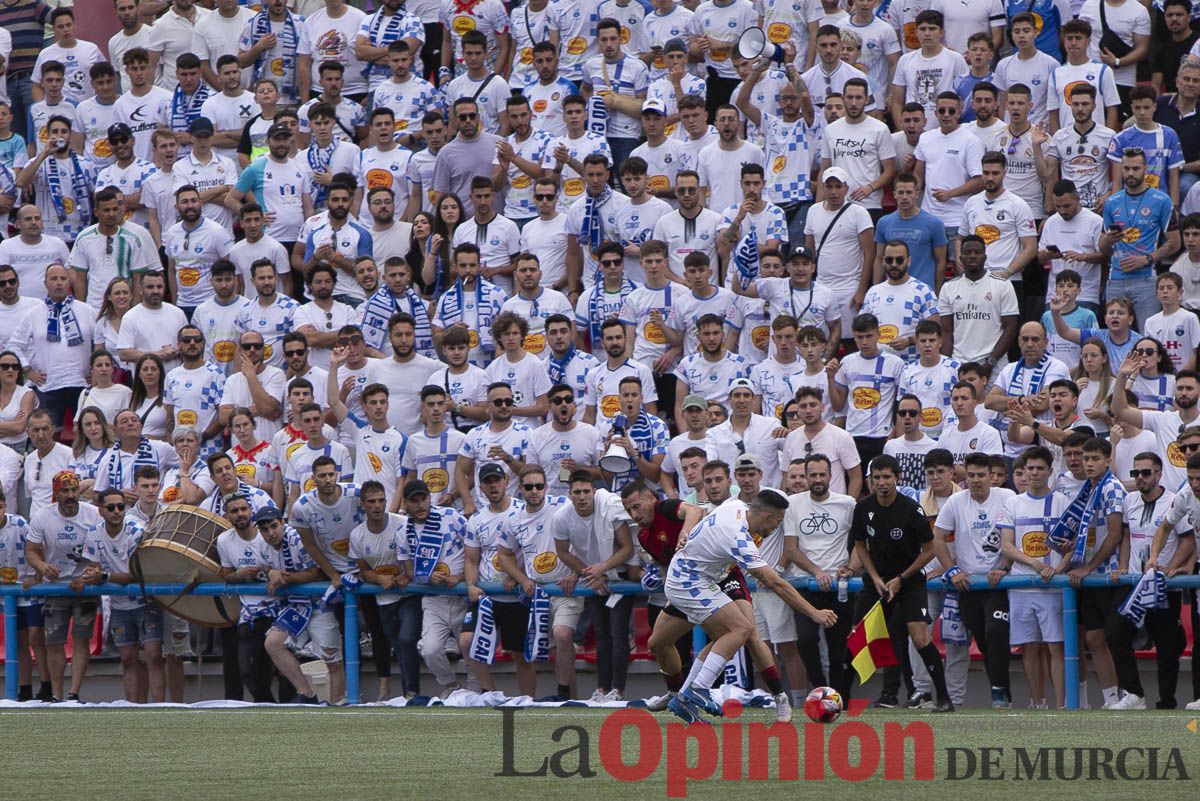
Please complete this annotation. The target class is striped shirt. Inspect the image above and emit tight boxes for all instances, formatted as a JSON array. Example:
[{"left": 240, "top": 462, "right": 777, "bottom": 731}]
[{"left": 0, "top": 0, "right": 50, "bottom": 75}]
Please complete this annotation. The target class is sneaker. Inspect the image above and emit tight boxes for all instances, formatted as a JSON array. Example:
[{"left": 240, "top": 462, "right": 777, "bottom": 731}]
[
  {"left": 873, "top": 694, "right": 899, "bottom": 709},
  {"left": 403, "top": 691, "right": 417, "bottom": 700},
  {"left": 50, "top": 696, "right": 63, "bottom": 704},
  {"left": 36, "top": 685, "right": 54, "bottom": 703},
  {"left": 905, "top": 691, "right": 933, "bottom": 709},
  {"left": 774, "top": 691, "right": 793, "bottom": 723},
  {"left": 680, "top": 685, "right": 723, "bottom": 716},
  {"left": 1111, "top": 693, "right": 1146, "bottom": 710},
  {"left": 991, "top": 688, "right": 1011, "bottom": 709},
  {"left": 602, "top": 689, "right": 625, "bottom": 703},
  {"left": 17, "top": 688, "right": 31, "bottom": 702},
  {"left": 1185, "top": 698, "right": 1200, "bottom": 711},
  {"left": 646, "top": 691, "right": 676, "bottom": 712},
  {"left": 931, "top": 699, "right": 955, "bottom": 713},
  {"left": 667, "top": 694, "right": 708, "bottom": 724},
  {"left": 438, "top": 683, "right": 462, "bottom": 699},
  {"left": 294, "top": 694, "right": 321, "bottom": 705},
  {"left": 589, "top": 689, "right": 608, "bottom": 703},
  {"left": 65, "top": 692, "right": 80, "bottom": 703}
]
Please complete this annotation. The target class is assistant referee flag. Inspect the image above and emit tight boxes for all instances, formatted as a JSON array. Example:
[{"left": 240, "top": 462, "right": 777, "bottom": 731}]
[{"left": 847, "top": 600, "right": 898, "bottom": 683}]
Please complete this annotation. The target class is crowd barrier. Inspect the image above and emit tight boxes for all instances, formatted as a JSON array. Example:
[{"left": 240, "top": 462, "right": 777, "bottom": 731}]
[{"left": 5, "top": 575, "right": 1200, "bottom": 708}]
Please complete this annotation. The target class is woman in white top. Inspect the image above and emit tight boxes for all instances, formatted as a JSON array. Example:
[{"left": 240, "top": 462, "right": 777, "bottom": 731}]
[
  {"left": 159, "top": 427, "right": 215, "bottom": 504},
  {"left": 77, "top": 350, "right": 134, "bottom": 423},
  {"left": 0, "top": 350, "right": 37, "bottom": 452},
  {"left": 1072, "top": 338, "right": 1113, "bottom": 437},
  {"left": 129, "top": 354, "right": 169, "bottom": 440},
  {"left": 228, "top": 407, "right": 282, "bottom": 507},
  {"left": 93, "top": 278, "right": 134, "bottom": 378},
  {"left": 71, "top": 406, "right": 116, "bottom": 494},
  {"left": 1129, "top": 336, "right": 1176, "bottom": 413}
]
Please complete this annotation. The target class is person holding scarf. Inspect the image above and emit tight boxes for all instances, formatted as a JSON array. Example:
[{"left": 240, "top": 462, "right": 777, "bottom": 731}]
[
  {"left": 543, "top": 315, "right": 599, "bottom": 417},
  {"left": 565, "top": 155, "right": 630, "bottom": 294},
  {"left": 93, "top": 410, "right": 180, "bottom": 502},
  {"left": 360, "top": 257, "right": 435, "bottom": 359},
  {"left": 165, "top": 54, "right": 211, "bottom": 158},
  {"left": 574, "top": 241, "right": 638, "bottom": 356},
  {"left": 431, "top": 243, "right": 508, "bottom": 368},
  {"left": 14, "top": 115, "right": 95, "bottom": 248},
  {"left": 355, "top": 0, "right": 426, "bottom": 92},
  {"left": 239, "top": 0, "right": 304, "bottom": 107}
]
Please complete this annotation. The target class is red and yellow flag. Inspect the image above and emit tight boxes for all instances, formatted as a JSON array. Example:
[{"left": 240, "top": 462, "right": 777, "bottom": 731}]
[{"left": 847, "top": 600, "right": 899, "bottom": 684}]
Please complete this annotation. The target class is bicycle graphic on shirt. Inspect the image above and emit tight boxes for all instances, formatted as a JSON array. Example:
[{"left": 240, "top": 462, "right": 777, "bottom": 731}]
[{"left": 798, "top": 513, "right": 840, "bottom": 536}]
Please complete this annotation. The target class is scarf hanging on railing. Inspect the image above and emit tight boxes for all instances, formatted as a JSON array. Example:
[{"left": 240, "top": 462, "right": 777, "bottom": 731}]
[
  {"left": 410, "top": 508, "right": 446, "bottom": 583},
  {"left": 469, "top": 595, "right": 499, "bottom": 664},
  {"left": 940, "top": 589, "right": 970, "bottom": 646},
  {"left": 1119, "top": 569, "right": 1167, "bottom": 627},
  {"left": 524, "top": 584, "right": 550, "bottom": 662},
  {"left": 44, "top": 296, "right": 83, "bottom": 347}
]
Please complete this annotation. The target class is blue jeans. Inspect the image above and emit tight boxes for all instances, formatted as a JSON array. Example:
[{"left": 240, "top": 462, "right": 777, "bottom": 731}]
[
  {"left": 379, "top": 595, "right": 423, "bottom": 694},
  {"left": 1107, "top": 275, "right": 1159, "bottom": 332},
  {"left": 608, "top": 137, "right": 641, "bottom": 190},
  {"left": 6, "top": 72, "right": 32, "bottom": 143},
  {"left": 783, "top": 202, "right": 812, "bottom": 253}
]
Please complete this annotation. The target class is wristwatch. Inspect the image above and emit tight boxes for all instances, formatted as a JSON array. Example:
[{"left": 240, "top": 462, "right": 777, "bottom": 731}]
[{"left": 1031, "top": 420, "right": 1041, "bottom": 431}]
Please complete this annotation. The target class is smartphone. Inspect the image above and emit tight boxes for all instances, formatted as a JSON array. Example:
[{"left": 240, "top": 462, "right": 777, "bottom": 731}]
[{"left": 1046, "top": 245, "right": 1061, "bottom": 255}]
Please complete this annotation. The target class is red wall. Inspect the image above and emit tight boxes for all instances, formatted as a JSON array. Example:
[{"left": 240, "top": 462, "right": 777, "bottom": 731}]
[{"left": 81, "top": 0, "right": 122, "bottom": 58}]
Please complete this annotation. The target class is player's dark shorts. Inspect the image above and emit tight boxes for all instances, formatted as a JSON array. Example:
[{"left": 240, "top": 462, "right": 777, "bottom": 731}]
[
  {"left": 465, "top": 600, "right": 529, "bottom": 652},
  {"left": 856, "top": 573, "right": 929, "bottom": 624},
  {"left": 663, "top": 567, "right": 751, "bottom": 619},
  {"left": 1079, "top": 586, "right": 1118, "bottom": 631}
]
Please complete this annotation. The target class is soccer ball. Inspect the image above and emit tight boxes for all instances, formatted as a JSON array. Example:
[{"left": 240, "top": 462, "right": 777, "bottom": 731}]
[{"left": 804, "top": 687, "right": 843, "bottom": 723}]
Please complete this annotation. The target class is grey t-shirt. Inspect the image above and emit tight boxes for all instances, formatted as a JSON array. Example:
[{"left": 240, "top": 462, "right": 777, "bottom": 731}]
[{"left": 431, "top": 132, "right": 503, "bottom": 216}]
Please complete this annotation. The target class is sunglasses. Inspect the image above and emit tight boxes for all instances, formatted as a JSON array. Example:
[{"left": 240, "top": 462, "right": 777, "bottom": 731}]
[
  {"left": 882, "top": 256, "right": 906, "bottom": 265},
  {"left": 492, "top": 398, "right": 514, "bottom": 407},
  {"left": 599, "top": 258, "right": 623, "bottom": 267},
  {"left": 104, "top": 503, "right": 126, "bottom": 512},
  {"left": 179, "top": 335, "right": 203, "bottom": 344},
  {"left": 284, "top": 349, "right": 306, "bottom": 358},
  {"left": 522, "top": 482, "right": 546, "bottom": 491},
  {"left": 1183, "top": 442, "right": 1200, "bottom": 453},
  {"left": 0, "top": 278, "right": 15, "bottom": 287},
  {"left": 896, "top": 409, "right": 920, "bottom": 418},
  {"left": 936, "top": 107, "right": 957, "bottom": 116},
  {"left": 1134, "top": 347, "right": 1158, "bottom": 357},
  {"left": 338, "top": 336, "right": 364, "bottom": 346},
  {"left": 549, "top": 396, "right": 574, "bottom": 406},
  {"left": 0, "top": 363, "right": 19, "bottom": 371},
  {"left": 534, "top": 193, "right": 556, "bottom": 201},
  {"left": 241, "top": 342, "right": 264, "bottom": 350},
  {"left": 784, "top": 411, "right": 799, "bottom": 419},
  {"left": 1129, "top": 469, "right": 1154, "bottom": 478},
  {"left": 457, "top": 112, "right": 478, "bottom": 121},
  {"left": 109, "top": 137, "right": 130, "bottom": 145},
  {"left": 1123, "top": 146, "right": 1144, "bottom": 156}
]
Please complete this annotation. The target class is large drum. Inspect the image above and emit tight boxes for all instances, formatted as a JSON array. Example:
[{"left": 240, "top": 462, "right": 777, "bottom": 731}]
[{"left": 132, "top": 504, "right": 241, "bottom": 627}]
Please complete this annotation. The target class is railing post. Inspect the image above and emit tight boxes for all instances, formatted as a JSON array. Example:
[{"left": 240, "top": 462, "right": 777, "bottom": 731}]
[
  {"left": 344, "top": 589, "right": 360, "bottom": 705},
  {"left": 4, "top": 595, "right": 17, "bottom": 701},
  {"left": 1062, "top": 585, "right": 1079, "bottom": 710}
]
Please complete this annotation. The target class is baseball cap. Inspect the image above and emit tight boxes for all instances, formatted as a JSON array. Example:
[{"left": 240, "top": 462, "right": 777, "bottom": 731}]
[
  {"left": 822, "top": 166, "right": 851, "bottom": 184},
  {"left": 106, "top": 122, "right": 133, "bottom": 142},
  {"left": 478, "top": 463, "right": 506, "bottom": 482},
  {"left": 734, "top": 453, "right": 762, "bottom": 471},
  {"left": 664, "top": 38, "right": 687, "bottom": 54},
  {"left": 267, "top": 122, "right": 293, "bottom": 139},
  {"left": 788, "top": 244, "right": 816, "bottom": 262},
  {"left": 254, "top": 506, "right": 283, "bottom": 524},
  {"left": 189, "top": 116, "right": 214, "bottom": 136},
  {"left": 729, "top": 377, "right": 755, "bottom": 393},
  {"left": 680, "top": 394, "right": 707, "bottom": 411},
  {"left": 642, "top": 97, "right": 667, "bottom": 115},
  {"left": 403, "top": 479, "right": 431, "bottom": 499}
]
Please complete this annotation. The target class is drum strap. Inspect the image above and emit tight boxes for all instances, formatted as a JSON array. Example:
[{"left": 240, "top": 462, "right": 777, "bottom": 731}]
[{"left": 131, "top": 548, "right": 237, "bottom": 626}]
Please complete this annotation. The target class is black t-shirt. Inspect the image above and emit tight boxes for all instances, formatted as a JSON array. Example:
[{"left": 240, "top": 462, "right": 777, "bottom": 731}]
[
  {"left": 1151, "top": 32, "right": 1200, "bottom": 93},
  {"left": 850, "top": 493, "right": 932, "bottom": 580}
]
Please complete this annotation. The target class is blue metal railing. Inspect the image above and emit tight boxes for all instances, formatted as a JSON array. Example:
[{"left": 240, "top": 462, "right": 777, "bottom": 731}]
[{"left": 4, "top": 574, "right": 1198, "bottom": 707}]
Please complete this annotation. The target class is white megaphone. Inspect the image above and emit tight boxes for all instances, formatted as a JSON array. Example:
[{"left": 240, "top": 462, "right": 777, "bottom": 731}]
[
  {"left": 736, "top": 27, "right": 786, "bottom": 63},
  {"left": 600, "top": 442, "right": 633, "bottom": 474}
]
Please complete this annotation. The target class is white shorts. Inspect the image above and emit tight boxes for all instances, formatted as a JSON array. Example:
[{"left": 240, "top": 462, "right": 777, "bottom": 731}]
[
  {"left": 550, "top": 595, "right": 584, "bottom": 631},
  {"left": 308, "top": 608, "right": 343, "bottom": 663},
  {"left": 664, "top": 578, "right": 731, "bottom": 625},
  {"left": 753, "top": 590, "right": 797, "bottom": 643},
  {"left": 1009, "top": 590, "right": 1063, "bottom": 645}
]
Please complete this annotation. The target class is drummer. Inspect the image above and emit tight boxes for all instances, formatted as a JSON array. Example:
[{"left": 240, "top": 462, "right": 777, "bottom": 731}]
[{"left": 200, "top": 452, "right": 277, "bottom": 518}]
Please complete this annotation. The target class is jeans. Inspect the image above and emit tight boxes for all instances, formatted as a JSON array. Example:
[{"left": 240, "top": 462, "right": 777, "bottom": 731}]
[
  {"left": 1106, "top": 275, "right": 1159, "bottom": 332},
  {"left": 6, "top": 72, "right": 33, "bottom": 144},
  {"left": 1108, "top": 590, "right": 1185, "bottom": 706},
  {"left": 359, "top": 595, "right": 391, "bottom": 679},
  {"left": 36, "top": 386, "right": 83, "bottom": 432},
  {"left": 587, "top": 594, "right": 636, "bottom": 692},
  {"left": 608, "top": 137, "right": 642, "bottom": 190},
  {"left": 380, "top": 596, "right": 423, "bottom": 694},
  {"left": 782, "top": 202, "right": 812, "bottom": 253}
]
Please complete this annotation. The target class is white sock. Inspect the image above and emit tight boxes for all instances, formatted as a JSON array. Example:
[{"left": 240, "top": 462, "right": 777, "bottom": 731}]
[
  {"left": 693, "top": 652, "right": 729, "bottom": 690},
  {"left": 1102, "top": 686, "right": 1120, "bottom": 705},
  {"left": 791, "top": 689, "right": 807, "bottom": 706},
  {"left": 683, "top": 658, "right": 705, "bottom": 690}
]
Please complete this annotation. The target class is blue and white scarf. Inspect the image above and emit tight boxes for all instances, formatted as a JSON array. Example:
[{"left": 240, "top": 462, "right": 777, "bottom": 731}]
[
  {"left": 306, "top": 141, "right": 337, "bottom": 209},
  {"left": 1119, "top": 569, "right": 1167, "bottom": 627},
  {"left": 363, "top": 8, "right": 414, "bottom": 83},
  {"left": 940, "top": 589, "right": 970, "bottom": 646},
  {"left": 579, "top": 186, "right": 612, "bottom": 255},
  {"left": 1048, "top": 469, "right": 1115, "bottom": 565},
  {"left": 524, "top": 584, "right": 550, "bottom": 662},
  {"left": 547, "top": 344, "right": 577, "bottom": 385},
  {"left": 361, "top": 286, "right": 434, "bottom": 356},
  {"left": 45, "top": 296, "right": 84, "bottom": 347},
  {"left": 585, "top": 277, "right": 636, "bottom": 347},
  {"left": 438, "top": 279, "right": 498, "bottom": 351},
  {"left": 409, "top": 508, "right": 446, "bottom": 583},
  {"left": 106, "top": 437, "right": 159, "bottom": 490},
  {"left": 639, "top": 562, "right": 663, "bottom": 592},
  {"left": 44, "top": 152, "right": 92, "bottom": 225},
  {"left": 170, "top": 82, "right": 211, "bottom": 135},
  {"left": 734, "top": 228, "right": 760, "bottom": 291},
  {"left": 587, "top": 94, "right": 608, "bottom": 135},
  {"left": 469, "top": 595, "right": 499, "bottom": 664},
  {"left": 249, "top": 10, "right": 301, "bottom": 101},
  {"left": 722, "top": 648, "right": 750, "bottom": 689}
]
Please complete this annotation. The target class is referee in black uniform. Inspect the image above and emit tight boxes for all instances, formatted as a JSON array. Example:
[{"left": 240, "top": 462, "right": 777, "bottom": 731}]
[{"left": 847, "top": 454, "right": 955, "bottom": 712}]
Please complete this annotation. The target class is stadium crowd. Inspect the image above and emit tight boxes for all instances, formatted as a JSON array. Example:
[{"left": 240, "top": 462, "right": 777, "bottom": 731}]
[{"left": 2, "top": 0, "right": 1200, "bottom": 720}]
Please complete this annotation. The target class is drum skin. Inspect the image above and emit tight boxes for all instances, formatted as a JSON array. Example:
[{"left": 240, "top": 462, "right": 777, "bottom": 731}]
[{"left": 133, "top": 504, "right": 242, "bottom": 628}]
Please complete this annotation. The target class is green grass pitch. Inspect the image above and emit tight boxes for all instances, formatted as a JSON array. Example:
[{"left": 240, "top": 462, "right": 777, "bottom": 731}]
[{"left": 4, "top": 708, "right": 1200, "bottom": 800}]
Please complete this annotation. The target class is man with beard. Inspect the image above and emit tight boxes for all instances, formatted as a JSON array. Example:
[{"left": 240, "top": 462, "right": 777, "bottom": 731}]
[
  {"left": 219, "top": 331, "right": 288, "bottom": 445},
  {"left": 193, "top": 260, "right": 253, "bottom": 376},
  {"left": 651, "top": 171, "right": 722, "bottom": 282},
  {"left": 1044, "top": 85, "right": 1117, "bottom": 212},
  {"left": 290, "top": 265, "right": 356, "bottom": 370},
  {"left": 542, "top": 315, "right": 599, "bottom": 414},
  {"left": 1111, "top": 365, "right": 1200, "bottom": 495},
  {"left": 861, "top": 241, "right": 939, "bottom": 364},
  {"left": 14, "top": 115, "right": 96, "bottom": 247},
  {"left": 303, "top": 181, "right": 374, "bottom": 308},
  {"left": 493, "top": 96, "right": 554, "bottom": 229},
  {"left": 356, "top": 0, "right": 425, "bottom": 93},
  {"left": 227, "top": 123, "right": 315, "bottom": 258},
  {"left": 164, "top": 325, "right": 228, "bottom": 457},
  {"left": 959, "top": 152, "right": 1037, "bottom": 289},
  {"left": 564, "top": 155, "right": 630, "bottom": 294},
  {"left": 499, "top": 255, "right": 573, "bottom": 359},
  {"left": 529, "top": 383, "right": 601, "bottom": 497},
  {"left": 235, "top": 259, "right": 299, "bottom": 369},
  {"left": 582, "top": 318, "right": 657, "bottom": 435},
  {"left": 164, "top": 185, "right": 235, "bottom": 318},
  {"left": 367, "top": 45, "right": 441, "bottom": 144},
  {"left": 431, "top": 244, "right": 509, "bottom": 367},
  {"left": 937, "top": 235, "right": 1019, "bottom": 372},
  {"left": 455, "top": 382, "right": 532, "bottom": 515},
  {"left": 709, "top": 378, "right": 786, "bottom": 489},
  {"left": 360, "top": 257, "right": 434, "bottom": 360},
  {"left": 68, "top": 186, "right": 155, "bottom": 310},
  {"left": 600, "top": 376, "right": 669, "bottom": 492},
  {"left": 366, "top": 312, "right": 442, "bottom": 436},
  {"left": 432, "top": 98, "right": 503, "bottom": 216},
  {"left": 365, "top": 188, "right": 413, "bottom": 269}
]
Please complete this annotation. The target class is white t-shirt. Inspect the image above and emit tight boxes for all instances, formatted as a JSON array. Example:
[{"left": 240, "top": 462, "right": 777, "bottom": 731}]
[
  {"left": 937, "top": 273, "right": 1020, "bottom": 364},
  {"left": 780, "top": 423, "right": 861, "bottom": 495},
  {"left": 929, "top": 0, "right": 1005, "bottom": 53},
  {"left": 298, "top": 6, "right": 370, "bottom": 95},
  {"left": 1079, "top": 0, "right": 1151, "bottom": 86},
  {"left": 783, "top": 490, "right": 856, "bottom": 576},
  {"left": 1143, "top": 309, "right": 1200, "bottom": 373},
  {"left": 696, "top": 140, "right": 766, "bottom": 215},
  {"left": 821, "top": 116, "right": 896, "bottom": 210},
  {"left": 959, "top": 190, "right": 1037, "bottom": 278},
  {"left": 348, "top": 513, "right": 410, "bottom": 604},
  {"left": 366, "top": 354, "right": 443, "bottom": 435},
  {"left": 804, "top": 201, "right": 874, "bottom": 325},
  {"left": 914, "top": 125, "right": 985, "bottom": 226},
  {"left": 936, "top": 419, "right": 1004, "bottom": 464},
  {"left": 934, "top": 487, "right": 1015, "bottom": 573},
  {"left": 519, "top": 214, "right": 570, "bottom": 289},
  {"left": 893, "top": 47, "right": 968, "bottom": 127},
  {"left": 1039, "top": 209, "right": 1105, "bottom": 305}
]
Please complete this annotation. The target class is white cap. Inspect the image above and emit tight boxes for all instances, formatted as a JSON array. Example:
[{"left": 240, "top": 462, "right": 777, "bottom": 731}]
[{"left": 822, "top": 166, "right": 851, "bottom": 184}]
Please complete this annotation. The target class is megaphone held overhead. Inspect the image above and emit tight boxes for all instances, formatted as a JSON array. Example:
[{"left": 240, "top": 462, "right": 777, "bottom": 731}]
[{"left": 736, "top": 27, "right": 786, "bottom": 63}]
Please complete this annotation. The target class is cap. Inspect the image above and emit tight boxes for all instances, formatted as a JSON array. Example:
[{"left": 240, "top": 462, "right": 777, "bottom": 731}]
[
  {"left": 680, "top": 393, "right": 707, "bottom": 411},
  {"left": 664, "top": 37, "right": 687, "bottom": 54},
  {"left": 267, "top": 122, "right": 293, "bottom": 139},
  {"left": 254, "top": 506, "right": 283, "bottom": 524},
  {"left": 642, "top": 97, "right": 666, "bottom": 115},
  {"left": 734, "top": 453, "right": 762, "bottom": 471},
  {"left": 729, "top": 377, "right": 755, "bottom": 394},
  {"left": 822, "top": 166, "right": 851, "bottom": 184},
  {"left": 106, "top": 122, "right": 133, "bottom": 142},
  {"left": 189, "top": 116, "right": 214, "bottom": 136},
  {"left": 478, "top": 463, "right": 506, "bottom": 482},
  {"left": 787, "top": 244, "right": 816, "bottom": 262},
  {"left": 403, "top": 479, "right": 431, "bottom": 499}
]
